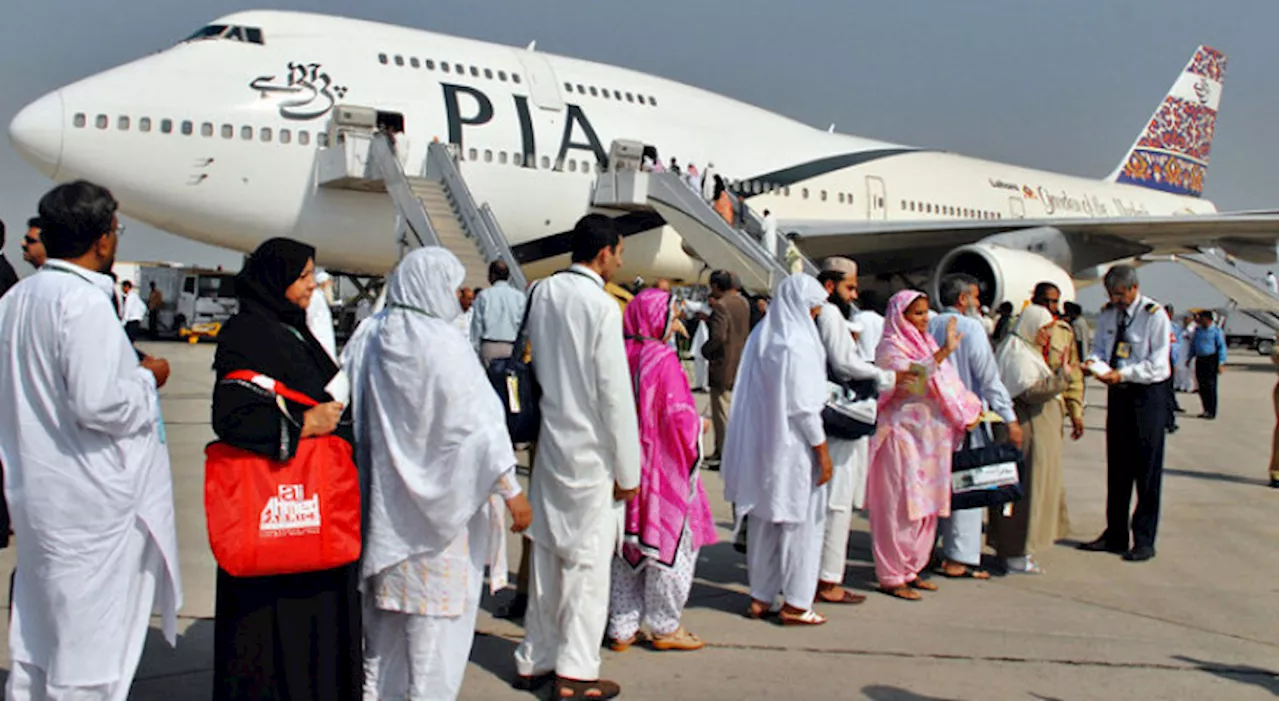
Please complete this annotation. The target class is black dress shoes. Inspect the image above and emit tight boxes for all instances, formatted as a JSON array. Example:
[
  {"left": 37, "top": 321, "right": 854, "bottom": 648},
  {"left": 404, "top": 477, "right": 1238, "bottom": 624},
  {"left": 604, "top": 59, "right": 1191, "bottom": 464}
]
[
  {"left": 1077, "top": 536, "right": 1127, "bottom": 554},
  {"left": 1122, "top": 546, "right": 1156, "bottom": 562}
]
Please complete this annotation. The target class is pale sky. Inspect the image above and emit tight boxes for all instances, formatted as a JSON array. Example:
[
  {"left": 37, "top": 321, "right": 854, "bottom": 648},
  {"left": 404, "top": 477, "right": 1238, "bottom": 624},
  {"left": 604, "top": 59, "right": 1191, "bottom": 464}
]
[{"left": 0, "top": 0, "right": 1275, "bottom": 308}]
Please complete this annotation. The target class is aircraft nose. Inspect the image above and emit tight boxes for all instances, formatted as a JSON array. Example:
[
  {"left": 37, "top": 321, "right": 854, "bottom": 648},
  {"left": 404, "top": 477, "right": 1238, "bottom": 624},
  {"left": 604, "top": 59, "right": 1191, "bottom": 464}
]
[{"left": 9, "top": 90, "right": 64, "bottom": 179}]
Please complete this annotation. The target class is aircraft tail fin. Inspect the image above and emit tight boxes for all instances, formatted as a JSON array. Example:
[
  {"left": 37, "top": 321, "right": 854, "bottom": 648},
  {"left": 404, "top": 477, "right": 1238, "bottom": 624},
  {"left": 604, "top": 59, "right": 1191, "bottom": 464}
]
[{"left": 1109, "top": 45, "right": 1226, "bottom": 198}]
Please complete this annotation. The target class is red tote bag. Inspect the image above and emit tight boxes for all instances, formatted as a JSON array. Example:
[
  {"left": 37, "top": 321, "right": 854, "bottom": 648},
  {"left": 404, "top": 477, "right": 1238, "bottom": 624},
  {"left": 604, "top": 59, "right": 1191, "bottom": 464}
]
[{"left": 204, "top": 370, "right": 362, "bottom": 577}]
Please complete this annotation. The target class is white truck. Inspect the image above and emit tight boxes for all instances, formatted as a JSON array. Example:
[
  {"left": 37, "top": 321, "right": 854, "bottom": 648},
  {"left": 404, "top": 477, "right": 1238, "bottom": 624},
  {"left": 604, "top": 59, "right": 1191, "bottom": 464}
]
[{"left": 112, "top": 261, "right": 238, "bottom": 338}]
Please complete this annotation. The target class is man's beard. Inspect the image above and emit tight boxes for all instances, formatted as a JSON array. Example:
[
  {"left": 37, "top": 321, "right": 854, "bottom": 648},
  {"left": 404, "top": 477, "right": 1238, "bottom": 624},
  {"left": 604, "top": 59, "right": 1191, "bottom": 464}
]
[{"left": 829, "top": 291, "right": 853, "bottom": 319}]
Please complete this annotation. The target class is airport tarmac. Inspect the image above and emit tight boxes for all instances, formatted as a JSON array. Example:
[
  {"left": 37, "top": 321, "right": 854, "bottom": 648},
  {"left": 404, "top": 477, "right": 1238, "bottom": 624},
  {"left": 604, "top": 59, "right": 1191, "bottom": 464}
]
[{"left": 0, "top": 342, "right": 1274, "bottom": 700}]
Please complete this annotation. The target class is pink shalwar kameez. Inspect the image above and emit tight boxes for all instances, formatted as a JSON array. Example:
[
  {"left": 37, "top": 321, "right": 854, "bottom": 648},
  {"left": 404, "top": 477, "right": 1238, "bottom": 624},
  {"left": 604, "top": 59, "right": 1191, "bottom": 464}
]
[{"left": 867, "top": 291, "right": 980, "bottom": 588}]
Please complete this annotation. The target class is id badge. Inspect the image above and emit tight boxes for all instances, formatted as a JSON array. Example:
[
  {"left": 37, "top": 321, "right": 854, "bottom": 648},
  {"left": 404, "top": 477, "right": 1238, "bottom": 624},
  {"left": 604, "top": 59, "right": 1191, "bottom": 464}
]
[
  {"left": 1115, "top": 342, "right": 1131, "bottom": 359},
  {"left": 506, "top": 375, "right": 522, "bottom": 414}
]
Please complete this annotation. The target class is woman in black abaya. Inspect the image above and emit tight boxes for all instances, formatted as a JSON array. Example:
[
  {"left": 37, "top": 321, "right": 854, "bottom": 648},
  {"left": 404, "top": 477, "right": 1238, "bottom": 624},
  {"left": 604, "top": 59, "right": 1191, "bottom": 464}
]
[{"left": 211, "top": 237, "right": 362, "bottom": 700}]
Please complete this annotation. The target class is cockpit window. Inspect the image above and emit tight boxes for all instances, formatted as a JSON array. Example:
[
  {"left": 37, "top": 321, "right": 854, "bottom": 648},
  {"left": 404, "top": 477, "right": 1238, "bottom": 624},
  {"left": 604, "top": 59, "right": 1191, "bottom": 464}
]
[{"left": 181, "top": 24, "right": 264, "bottom": 45}]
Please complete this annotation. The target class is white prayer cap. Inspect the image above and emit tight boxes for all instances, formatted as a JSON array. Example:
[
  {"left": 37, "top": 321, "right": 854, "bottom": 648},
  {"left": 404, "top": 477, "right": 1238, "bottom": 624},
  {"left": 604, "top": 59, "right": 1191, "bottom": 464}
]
[
  {"left": 821, "top": 257, "right": 858, "bottom": 277},
  {"left": 314, "top": 268, "right": 332, "bottom": 284}
]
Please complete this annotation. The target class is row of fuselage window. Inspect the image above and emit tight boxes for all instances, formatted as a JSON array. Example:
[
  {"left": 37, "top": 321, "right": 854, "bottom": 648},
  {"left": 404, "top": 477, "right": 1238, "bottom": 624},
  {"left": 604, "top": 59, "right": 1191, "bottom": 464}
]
[
  {"left": 69, "top": 111, "right": 1005, "bottom": 219},
  {"left": 73, "top": 112, "right": 330, "bottom": 147},
  {"left": 376, "top": 52, "right": 660, "bottom": 108}
]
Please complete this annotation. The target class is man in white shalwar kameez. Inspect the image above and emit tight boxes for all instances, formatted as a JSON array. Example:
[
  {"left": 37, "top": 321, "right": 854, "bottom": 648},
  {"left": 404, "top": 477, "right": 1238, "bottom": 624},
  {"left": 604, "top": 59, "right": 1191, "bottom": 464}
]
[
  {"left": 813, "top": 259, "right": 898, "bottom": 605},
  {"left": 721, "top": 273, "right": 834, "bottom": 626},
  {"left": 0, "top": 181, "right": 182, "bottom": 701},
  {"left": 513, "top": 215, "right": 641, "bottom": 701},
  {"left": 688, "top": 302, "right": 710, "bottom": 391},
  {"left": 345, "top": 248, "right": 531, "bottom": 701},
  {"left": 306, "top": 267, "right": 338, "bottom": 363}
]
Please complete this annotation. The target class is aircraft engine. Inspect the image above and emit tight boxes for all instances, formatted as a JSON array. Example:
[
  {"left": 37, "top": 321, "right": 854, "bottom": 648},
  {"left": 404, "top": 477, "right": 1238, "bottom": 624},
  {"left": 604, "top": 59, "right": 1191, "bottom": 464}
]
[{"left": 930, "top": 242, "right": 1075, "bottom": 310}]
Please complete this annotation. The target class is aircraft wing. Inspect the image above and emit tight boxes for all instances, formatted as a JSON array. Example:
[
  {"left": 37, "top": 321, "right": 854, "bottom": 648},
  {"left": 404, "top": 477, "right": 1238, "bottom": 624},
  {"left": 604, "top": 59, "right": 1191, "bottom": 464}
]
[{"left": 786, "top": 210, "right": 1278, "bottom": 276}]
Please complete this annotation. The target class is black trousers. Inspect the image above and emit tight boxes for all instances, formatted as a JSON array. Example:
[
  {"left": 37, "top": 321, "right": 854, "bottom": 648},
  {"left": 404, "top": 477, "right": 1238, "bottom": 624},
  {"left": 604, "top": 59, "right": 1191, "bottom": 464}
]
[
  {"left": 1195, "top": 355, "right": 1220, "bottom": 418},
  {"left": 1161, "top": 378, "right": 1178, "bottom": 430},
  {"left": 124, "top": 320, "right": 143, "bottom": 342},
  {"left": 1104, "top": 383, "right": 1168, "bottom": 550}
]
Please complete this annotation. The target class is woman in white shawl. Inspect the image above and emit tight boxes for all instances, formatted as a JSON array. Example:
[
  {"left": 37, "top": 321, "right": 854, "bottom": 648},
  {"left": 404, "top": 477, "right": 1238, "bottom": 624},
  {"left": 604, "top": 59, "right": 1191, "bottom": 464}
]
[
  {"left": 989, "top": 306, "right": 1073, "bottom": 575},
  {"left": 721, "top": 273, "right": 834, "bottom": 626},
  {"left": 344, "top": 247, "right": 532, "bottom": 701}
]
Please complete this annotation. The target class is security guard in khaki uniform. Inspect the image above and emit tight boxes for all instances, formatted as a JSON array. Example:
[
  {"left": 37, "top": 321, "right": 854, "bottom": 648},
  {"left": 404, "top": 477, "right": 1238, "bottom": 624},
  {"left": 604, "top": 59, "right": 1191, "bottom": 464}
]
[
  {"left": 1030, "top": 282, "right": 1086, "bottom": 440},
  {"left": 1079, "top": 265, "right": 1171, "bottom": 562}
]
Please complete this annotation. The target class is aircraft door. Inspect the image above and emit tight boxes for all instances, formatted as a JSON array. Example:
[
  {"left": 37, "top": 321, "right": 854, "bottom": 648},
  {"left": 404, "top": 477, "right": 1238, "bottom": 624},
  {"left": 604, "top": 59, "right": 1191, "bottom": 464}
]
[
  {"left": 1008, "top": 196, "right": 1026, "bottom": 218},
  {"left": 865, "top": 176, "right": 887, "bottom": 220},
  {"left": 514, "top": 50, "right": 565, "bottom": 112}
]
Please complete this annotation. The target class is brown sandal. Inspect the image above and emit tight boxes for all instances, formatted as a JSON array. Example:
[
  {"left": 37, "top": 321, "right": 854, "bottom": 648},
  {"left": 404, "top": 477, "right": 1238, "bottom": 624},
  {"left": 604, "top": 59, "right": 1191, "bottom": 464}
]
[
  {"left": 608, "top": 634, "right": 638, "bottom": 652},
  {"left": 877, "top": 585, "right": 922, "bottom": 601},
  {"left": 512, "top": 671, "right": 555, "bottom": 691},
  {"left": 745, "top": 599, "right": 781, "bottom": 620},
  {"left": 909, "top": 578, "right": 939, "bottom": 592},
  {"left": 651, "top": 626, "right": 705, "bottom": 651},
  {"left": 555, "top": 677, "right": 622, "bottom": 700},
  {"left": 816, "top": 587, "right": 868, "bottom": 605}
]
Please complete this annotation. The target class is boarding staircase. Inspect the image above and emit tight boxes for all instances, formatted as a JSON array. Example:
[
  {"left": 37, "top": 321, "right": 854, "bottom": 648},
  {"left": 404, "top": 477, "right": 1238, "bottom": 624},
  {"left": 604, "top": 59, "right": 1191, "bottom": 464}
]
[
  {"left": 591, "top": 140, "right": 816, "bottom": 292},
  {"left": 316, "top": 109, "right": 526, "bottom": 291}
]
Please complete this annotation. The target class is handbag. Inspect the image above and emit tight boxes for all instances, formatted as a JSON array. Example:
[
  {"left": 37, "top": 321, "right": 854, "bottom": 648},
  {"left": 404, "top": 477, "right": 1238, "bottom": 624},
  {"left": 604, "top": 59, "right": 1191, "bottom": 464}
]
[
  {"left": 204, "top": 370, "right": 362, "bottom": 577},
  {"left": 950, "top": 423, "right": 1025, "bottom": 511},
  {"left": 487, "top": 280, "right": 544, "bottom": 444},
  {"left": 821, "top": 373, "right": 879, "bottom": 440}
]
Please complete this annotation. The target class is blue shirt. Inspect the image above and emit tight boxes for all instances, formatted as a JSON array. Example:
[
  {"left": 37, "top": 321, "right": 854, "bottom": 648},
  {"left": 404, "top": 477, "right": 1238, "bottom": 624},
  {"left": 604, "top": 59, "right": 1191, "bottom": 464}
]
[
  {"left": 929, "top": 309, "right": 1016, "bottom": 437},
  {"left": 470, "top": 280, "right": 527, "bottom": 348},
  {"left": 1191, "top": 325, "right": 1228, "bottom": 364}
]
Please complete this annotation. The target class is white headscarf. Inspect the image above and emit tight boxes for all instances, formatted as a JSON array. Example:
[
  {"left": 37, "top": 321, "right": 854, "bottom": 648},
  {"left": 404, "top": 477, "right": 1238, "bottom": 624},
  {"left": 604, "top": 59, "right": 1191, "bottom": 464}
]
[
  {"left": 996, "top": 305, "right": 1054, "bottom": 399},
  {"left": 721, "top": 273, "right": 829, "bottom": 524},
  {"left": 345, "top": 247, "right": 517, "bottom": 581}
]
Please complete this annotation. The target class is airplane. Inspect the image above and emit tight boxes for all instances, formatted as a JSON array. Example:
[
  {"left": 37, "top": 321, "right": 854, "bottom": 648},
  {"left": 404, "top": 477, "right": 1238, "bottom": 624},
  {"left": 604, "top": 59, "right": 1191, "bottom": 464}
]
[{"left": 7, "top": 9, "right": 1276, "bottom": 308}]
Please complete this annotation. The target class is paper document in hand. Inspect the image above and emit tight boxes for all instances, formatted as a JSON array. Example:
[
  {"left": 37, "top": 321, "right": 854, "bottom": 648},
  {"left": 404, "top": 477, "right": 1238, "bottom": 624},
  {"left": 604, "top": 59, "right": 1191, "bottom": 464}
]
[
  {"left": 904, "top": 362, "right": 930, "bottom": 396},
  {"left": 1084, "top": 359, "right": 1113, "bottom": 377}
]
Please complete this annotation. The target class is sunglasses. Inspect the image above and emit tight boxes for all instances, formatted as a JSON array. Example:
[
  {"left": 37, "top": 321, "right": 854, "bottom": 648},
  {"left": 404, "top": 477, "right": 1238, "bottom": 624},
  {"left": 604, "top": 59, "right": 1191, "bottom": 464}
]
[{"left": 22, "top": 236, "right": 39, "bottom": 246}]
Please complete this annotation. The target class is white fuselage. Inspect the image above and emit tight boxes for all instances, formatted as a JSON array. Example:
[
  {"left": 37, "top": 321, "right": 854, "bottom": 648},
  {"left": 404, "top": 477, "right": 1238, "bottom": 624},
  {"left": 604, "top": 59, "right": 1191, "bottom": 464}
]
[{"left": 11, "top": 10, "right": 1217, "bottom": 281}]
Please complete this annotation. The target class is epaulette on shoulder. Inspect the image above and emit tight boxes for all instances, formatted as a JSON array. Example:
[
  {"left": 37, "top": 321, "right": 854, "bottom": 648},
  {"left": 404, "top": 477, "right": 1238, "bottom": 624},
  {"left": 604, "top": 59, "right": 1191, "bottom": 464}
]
[{"left": 1144, "top": 302, "right": 1160, "bottom": 314}]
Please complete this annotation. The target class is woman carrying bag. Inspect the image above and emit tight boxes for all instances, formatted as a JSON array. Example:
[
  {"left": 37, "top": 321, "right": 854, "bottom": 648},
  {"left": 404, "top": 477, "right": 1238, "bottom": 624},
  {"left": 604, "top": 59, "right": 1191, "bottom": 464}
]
[
  {"left": 209, "top": 238, "right": 363, "bottom": 700},
  {"left": 989, "top": 306, "right": 1076, "bottom": 575}
]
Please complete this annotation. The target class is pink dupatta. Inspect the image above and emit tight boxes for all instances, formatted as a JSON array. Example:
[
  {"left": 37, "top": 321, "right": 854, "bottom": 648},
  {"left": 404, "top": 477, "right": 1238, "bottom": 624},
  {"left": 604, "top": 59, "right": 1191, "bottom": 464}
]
[{"left": 621, "top": 289, "right": 718, "bottom": 568}]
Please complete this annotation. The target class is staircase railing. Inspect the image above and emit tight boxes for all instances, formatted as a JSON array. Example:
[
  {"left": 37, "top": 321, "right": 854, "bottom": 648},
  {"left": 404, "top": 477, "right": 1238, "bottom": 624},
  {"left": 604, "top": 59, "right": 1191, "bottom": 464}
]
[
  {"left": 426, "top": 142, "right": 528, "bottom": 290},
  {"left": 368, "top": 133, "right": 439, "bottom": 249}
]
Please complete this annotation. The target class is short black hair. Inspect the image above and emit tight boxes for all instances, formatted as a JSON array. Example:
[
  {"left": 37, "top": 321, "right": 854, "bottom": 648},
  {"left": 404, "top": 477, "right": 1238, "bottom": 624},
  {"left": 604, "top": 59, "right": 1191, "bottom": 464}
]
[
  {"left": 37, "top": 180, "right": 118, "bottom": 259},
  {"left": 817, "top": 270, "right": 845, "bottom": 288},
  {"left": 488, "top": 259, "right": 510, "bottom": 283},
  {"left": 1063, "top": 301, "right": 1082, "bottom": 318},
  {"left": 1032, "top": 281, "right": 1060, "bottom": 304},
  {"left": 122, "top": 280, "right": 132, "bottom": 290},
  {"left": 997, "top": 301, "right": 1014, "bottom": 314},
  {"left": 938, "top": 273, "right": 978, "bottom": 308},
  {"left": 569, "top": 214, "right": 620, "bottom": 264},
  {"left": 709, "top": 269, "right": 734, "bottom": 292}
]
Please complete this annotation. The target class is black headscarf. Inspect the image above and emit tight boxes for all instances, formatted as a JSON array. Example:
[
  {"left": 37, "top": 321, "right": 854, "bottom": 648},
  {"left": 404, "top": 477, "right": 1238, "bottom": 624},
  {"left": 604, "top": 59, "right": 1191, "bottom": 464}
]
[{"left": 235, "top": 237, "right": 316, "bottom": 326}]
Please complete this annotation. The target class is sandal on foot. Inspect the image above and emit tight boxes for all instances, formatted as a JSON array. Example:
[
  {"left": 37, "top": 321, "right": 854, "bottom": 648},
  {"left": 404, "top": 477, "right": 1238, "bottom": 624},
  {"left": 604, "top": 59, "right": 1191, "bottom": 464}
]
[
  {"left": 745, "top": 600, "right": 781, "bottom": 620},
  {"left": 935, "top": 561, "right": 990, "bottom": 579},
  {"left": 908, "top": 578, "right": 939, "bottom": 591},
  {"left": 816, "top": 588, "right": 868, "bottom": 605},
  {"left": 512, "top": 671, "right": 555, "bottom": 691},
  {"left": 608, "top": 634, "right": 638, "bottom": 652},
  {"left": 554, "top": 677, "right": 622, "bottom": 700},
  {"left": 651, "top": 627, "right": 705, "bottom": 651},
  {"left": 778, "top": 609, "right": 827, "bottom": 626},
  {"left": 878, "top": 585, "right": 922, "bottom": 601}
]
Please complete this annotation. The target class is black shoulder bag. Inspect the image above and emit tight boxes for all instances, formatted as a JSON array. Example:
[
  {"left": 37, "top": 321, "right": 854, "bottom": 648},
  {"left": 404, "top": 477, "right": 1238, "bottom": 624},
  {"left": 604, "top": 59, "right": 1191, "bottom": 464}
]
[
  {"left": 950, "top": 423, "right": 1025, "bottom": 511},
  {"left": 487, "top": 280, "right": 543, "bottom": 444}
]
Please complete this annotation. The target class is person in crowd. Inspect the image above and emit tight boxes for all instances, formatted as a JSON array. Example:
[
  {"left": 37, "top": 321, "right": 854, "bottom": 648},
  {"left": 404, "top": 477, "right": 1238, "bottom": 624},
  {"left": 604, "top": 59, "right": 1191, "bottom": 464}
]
[
  {"left": 120, "top": 279, "right": 147, "bottom": 341},
  {"left": 454, "top": 286, "right": 475, "bottom": 334},
  {"left": 470, "top": 260, "right": 528, "bottom": 367},
  {"left": 749, "top": 294, "right": 770, "bottom": 329},
  {"left": 211, "top": 238, "right": 362, "bottom": 699},
  {"left": 689, "top": 303, "right": 711, "bottom": 392},
  {"left": 685, "top": 163, "right": 700, "bottom": 192},
  {"left": 1190, "top": 309, "right": 1227, "bottom": 420},
  {"left": 1031, "top": 281, "right": 1062, "bottom": 316},
  {"left": 700, "top": 270, "right": 751, "bottom": 469},
  {"left": 668, "top": 157, "right": 680, "bottom": 173},
  {"left": 145, "top": 281, "right": 163, "bottom": 338},
  {"left": 1079, "top": 264, "right": 1171, "bottom": 563},
  {"left": 1174, "top": 314, "right": 1198, "bottom": 393},
  {"left": 0, "top": 219, "right": 17, "bottom": 296},
  {"left": 0, "top": 180, "right": 182, "bottom": 699},
  {"left": 991, "top": 301, "right": 1015, "bottom": 344},
  {"left": 20, "top": 218, "right": 47, "bottom": 269},
  {"left": 722, "top": 273, "right": 833, "bottom": 625},
  {"left": 513, "top": 214, "right": 641, "bottom": 701},
  {"left": 713, "top": 175, "right": 734, "bottom": 225},
  {"left": 854, "top": 289, "right": 886, "bottom": 360},
  {"left": 814, "top": 258, "right": 899, "bottom": 604},
  {"left": 990, "top": 305, "right": 1075, "bottom": 574},
  {"left": 606, "top": 288, "right": 718, "bottom": 651},
  {"left": 306, "top": 268, "right": 338, "bottom": 363},
  {"left": 1270, "top": 348, "right": 1279, "bottom": 489},
  {"left": 1031, "top": 284, "right": 1085, "bottom": 440},
  {"left": 930, "top": 275, "right": 1021, "bottom": 580},
  {"left": 346, "top": 247, "right": 532, "bottom": 700},
  {"left": 701, "top": 162, "right": 718, "bottom": 202},
  {"left": 869, "top": 289, "right": 979, "bottom": 600},
  {"left": 1063, "top": 301, "right": 1090, "bottom": 362}
]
